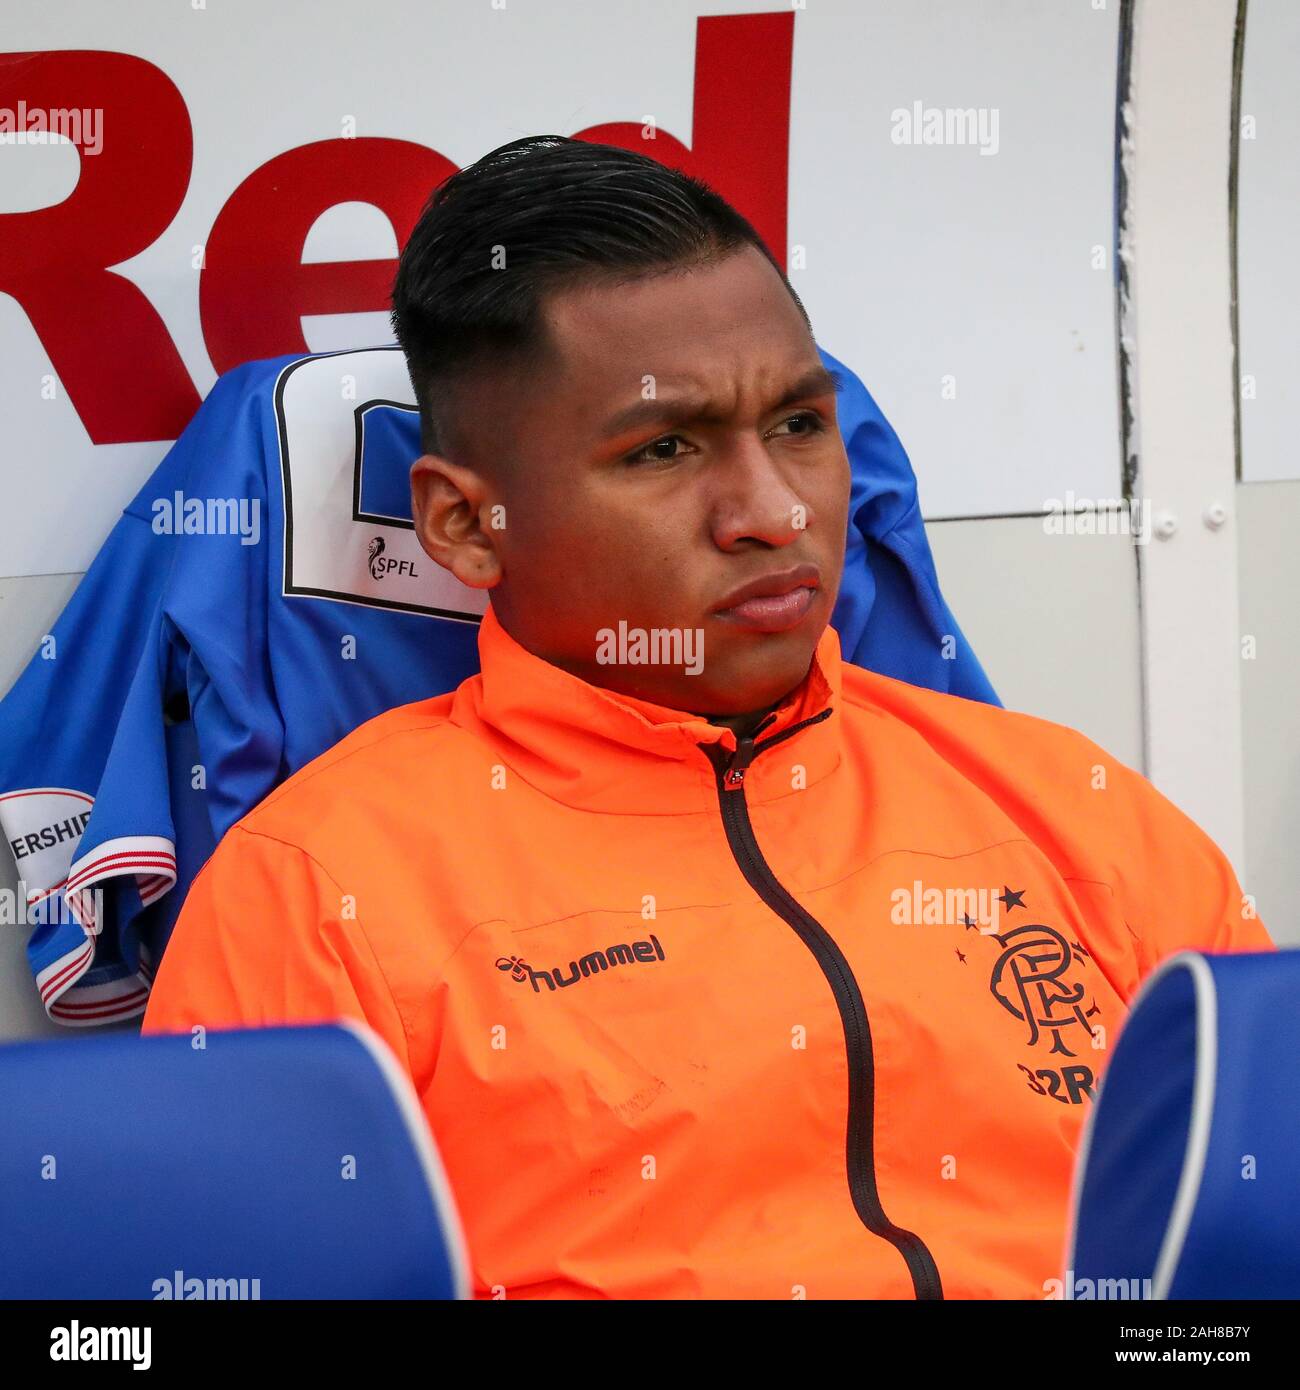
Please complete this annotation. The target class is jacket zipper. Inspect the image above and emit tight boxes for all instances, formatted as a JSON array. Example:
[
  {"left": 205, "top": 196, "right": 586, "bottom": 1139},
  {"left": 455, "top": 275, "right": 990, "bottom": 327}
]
[{"left": 704, "top": 710, "right": 944, "bottom": 1300}]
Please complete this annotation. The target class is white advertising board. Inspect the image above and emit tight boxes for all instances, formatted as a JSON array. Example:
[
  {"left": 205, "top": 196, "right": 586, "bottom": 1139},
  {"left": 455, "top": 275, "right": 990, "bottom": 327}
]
[{"left": 0, "top": 0, "right": 1122, "bottom": 578}]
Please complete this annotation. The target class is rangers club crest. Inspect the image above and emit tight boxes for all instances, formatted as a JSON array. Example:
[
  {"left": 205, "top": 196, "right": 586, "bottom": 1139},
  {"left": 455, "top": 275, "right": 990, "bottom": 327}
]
[{"left": 988, "top": 921, "right": 1101, "bottom": 1057}]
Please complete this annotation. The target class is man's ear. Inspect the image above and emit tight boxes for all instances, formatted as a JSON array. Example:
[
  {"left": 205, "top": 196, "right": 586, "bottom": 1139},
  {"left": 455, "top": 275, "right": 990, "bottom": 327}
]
[{"left": 409, "top": 453, "right": 504, "bottom": 590}]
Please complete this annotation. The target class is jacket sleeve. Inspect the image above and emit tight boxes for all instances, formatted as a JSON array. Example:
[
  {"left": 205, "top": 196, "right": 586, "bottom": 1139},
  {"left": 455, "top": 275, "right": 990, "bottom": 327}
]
[
  {"left": 0, "top": 362, "right": 282, "bottom": 1025},
  {"left": 1106, "top": 760, "right": 1275, "bottom": 978},
  {"left": 0, "top": 472, "right": 187, "bottom": 1023},
  {"left": 140, "top": 823, "right": 412, "bottom": 1076}
]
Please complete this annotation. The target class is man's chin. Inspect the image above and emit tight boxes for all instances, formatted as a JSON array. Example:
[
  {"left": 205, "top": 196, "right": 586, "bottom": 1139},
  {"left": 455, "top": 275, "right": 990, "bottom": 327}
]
[
  {"left": 674, "top": 638, "right": 821, "bottom": 720},
  {"left": 571, "top": 609, "right": 825, "bottom": 716}
]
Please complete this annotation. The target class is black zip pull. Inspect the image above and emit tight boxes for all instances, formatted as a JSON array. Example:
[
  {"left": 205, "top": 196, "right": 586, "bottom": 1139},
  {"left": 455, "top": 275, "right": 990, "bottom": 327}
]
[
  {"left": 723, "top": 736, "right": 758, "bottom": 791},
  {"left": 721, "top": 711, "right": 779, "bottom": 791}
]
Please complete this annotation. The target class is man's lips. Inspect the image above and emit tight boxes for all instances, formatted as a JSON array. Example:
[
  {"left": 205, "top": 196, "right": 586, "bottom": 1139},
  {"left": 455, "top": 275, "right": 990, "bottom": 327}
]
[
  {"left": 711, "top": 565, "right": 822, "bottom": 634},
  {"left": 716, "top": 586, "right": 817, "bottom": 633}
]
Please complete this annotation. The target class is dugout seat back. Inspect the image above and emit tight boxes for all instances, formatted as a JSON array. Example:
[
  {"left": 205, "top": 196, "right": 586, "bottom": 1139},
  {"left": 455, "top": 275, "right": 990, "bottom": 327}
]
[
  {"left": 1067, "top": 948, "right": 1299, "bottom": 1299},
  {"left": 0, "top": 1020, "right": 469, "bottom": 1298}
]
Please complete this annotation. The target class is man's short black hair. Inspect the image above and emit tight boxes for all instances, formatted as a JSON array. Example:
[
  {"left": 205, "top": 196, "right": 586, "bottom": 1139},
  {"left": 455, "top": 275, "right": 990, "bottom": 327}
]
[{"left": 389, "top": 134, "right": 810, "bottom": 458}]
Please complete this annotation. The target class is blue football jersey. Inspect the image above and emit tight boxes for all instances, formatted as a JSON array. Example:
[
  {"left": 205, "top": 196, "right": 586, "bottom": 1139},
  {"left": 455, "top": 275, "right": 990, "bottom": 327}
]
[{"left": 0, "top": 344, "right": 997, "bottom": 1026}]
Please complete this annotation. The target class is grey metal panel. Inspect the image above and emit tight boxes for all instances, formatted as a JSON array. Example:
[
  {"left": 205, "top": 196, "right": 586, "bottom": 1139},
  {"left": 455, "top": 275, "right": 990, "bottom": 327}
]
[
  {"left": 0, "top": 572, "right": 83, "bottom": 702},
  {"left": 1237, "top": 481, "right": 1300, "bottom": 944},
  {"left": 925, "top": 516, "right": 1144, "bottom": 770}
]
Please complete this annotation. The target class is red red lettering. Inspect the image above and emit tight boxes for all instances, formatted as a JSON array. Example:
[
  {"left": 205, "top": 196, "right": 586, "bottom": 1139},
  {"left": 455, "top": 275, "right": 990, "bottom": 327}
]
[
  {"left": 0, "top": 50, "right": 198, "bottom": 443},
  {"left": 575, "top": 11, "right": 793, "bottom": 269},
  {"left": 201, "top": 139, "right": 454, "bottom": 374},
  {"left": 2, "top": 11, "right": 793, "bottom": 444}
]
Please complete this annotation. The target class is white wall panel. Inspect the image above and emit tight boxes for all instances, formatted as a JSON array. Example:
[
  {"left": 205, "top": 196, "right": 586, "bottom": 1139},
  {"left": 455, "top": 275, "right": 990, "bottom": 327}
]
[
  {"left": 0, "top": 0, "right": 1123, "bottom": 579},
  {"left": 1124, "top": 0, "right": 1246, "bottom": 875},
  {"left": 1237, "top": 480, "right": 1300, "bottom": 946},
  {"left": 927, "top": 517, "right": 1144, "bottom": 770},
  {"left": 1237, "top": 0, "right": 1300, "bottom": 482}
]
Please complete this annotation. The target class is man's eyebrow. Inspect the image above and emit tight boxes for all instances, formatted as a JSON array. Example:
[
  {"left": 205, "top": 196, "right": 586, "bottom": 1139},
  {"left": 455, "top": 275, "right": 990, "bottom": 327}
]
[{"left": 598, "top": 363, "right": 842, "bottom": 439}]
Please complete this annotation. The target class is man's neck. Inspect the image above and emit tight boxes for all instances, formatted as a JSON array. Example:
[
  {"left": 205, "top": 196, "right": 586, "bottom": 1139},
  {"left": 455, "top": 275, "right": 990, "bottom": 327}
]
[{"left": 699, "top": 704, "right": 779, "bottom": 738}]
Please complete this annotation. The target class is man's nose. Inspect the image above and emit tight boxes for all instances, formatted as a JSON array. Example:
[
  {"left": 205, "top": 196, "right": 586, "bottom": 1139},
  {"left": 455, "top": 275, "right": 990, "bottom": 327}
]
[{"left": 708, "top": 439, "right": 812, "bottom": 549}]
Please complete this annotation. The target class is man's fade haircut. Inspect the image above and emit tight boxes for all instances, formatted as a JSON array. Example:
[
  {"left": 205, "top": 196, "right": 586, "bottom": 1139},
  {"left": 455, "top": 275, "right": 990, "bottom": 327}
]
[{"left": 389, "top": 134, "right": 811, "bottom": 458}]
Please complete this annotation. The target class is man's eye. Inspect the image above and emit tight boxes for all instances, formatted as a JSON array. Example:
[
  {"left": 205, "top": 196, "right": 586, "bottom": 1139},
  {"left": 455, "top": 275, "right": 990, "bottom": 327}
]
[
  {"left": 624, "top": 413, "right": 824, "bottom": 465},
  {"left": 626, "top": 435, "right": 688, "bottom": 466},
  {"left": 769, "top": 411, "right": 826, "bottom": 438}
]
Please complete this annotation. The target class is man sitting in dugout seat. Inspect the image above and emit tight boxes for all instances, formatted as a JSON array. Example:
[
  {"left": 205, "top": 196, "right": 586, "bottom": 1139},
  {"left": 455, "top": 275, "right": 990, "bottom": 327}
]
[{"left": 142, "top": 135, "right": 1274, "bottom": 1300}]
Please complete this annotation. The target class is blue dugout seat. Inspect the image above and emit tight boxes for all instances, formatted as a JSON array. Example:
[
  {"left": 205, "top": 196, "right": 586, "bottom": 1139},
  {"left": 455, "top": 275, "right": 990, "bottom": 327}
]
[{"left": 0, "top": 1021, "right": 468, "bottom": 1299}]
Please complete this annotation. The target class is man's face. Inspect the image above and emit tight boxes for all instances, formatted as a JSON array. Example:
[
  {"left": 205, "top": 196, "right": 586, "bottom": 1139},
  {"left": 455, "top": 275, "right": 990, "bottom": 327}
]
[{"left": 412, "top": 243, "right": 850, "bottom": 716}]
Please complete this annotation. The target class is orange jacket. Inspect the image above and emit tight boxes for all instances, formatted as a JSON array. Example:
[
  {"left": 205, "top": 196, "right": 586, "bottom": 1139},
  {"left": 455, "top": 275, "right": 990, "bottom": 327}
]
[{"left": 142, "top": 604, "right": 1273, "bottom": 1299}]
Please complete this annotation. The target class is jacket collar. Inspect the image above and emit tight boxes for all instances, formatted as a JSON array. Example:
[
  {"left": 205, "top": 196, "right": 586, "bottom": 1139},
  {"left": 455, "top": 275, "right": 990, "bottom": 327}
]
[{"left": 450, "top": 603, "right": 843, "bottom": 815}]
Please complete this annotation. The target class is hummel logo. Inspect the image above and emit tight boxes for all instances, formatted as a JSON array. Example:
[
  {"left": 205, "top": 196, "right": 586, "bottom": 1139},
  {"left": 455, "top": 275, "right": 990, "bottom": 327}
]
[{"left": 495, "top": 935, "right": 665, "bottom": 994}]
